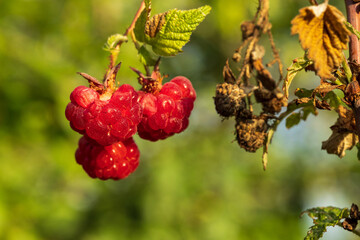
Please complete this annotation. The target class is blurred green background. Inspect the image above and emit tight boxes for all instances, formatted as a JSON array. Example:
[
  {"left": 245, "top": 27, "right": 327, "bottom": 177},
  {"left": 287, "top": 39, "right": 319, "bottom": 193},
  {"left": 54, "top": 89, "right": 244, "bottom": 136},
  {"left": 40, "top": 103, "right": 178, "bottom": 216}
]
[{"left": 0, "top": 0, "right": 359, "bottom": 239}]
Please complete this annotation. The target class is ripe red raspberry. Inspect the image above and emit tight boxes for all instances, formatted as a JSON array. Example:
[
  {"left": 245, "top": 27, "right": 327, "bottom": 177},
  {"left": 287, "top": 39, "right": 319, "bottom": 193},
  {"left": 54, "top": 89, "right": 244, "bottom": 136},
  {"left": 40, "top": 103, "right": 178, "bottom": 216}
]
[
  {"left": 138, "top": 76, "right": 196, "bottom": 141},
  {"left": 65, "top": 84, "right": 142, "bottom": 146},
  {"left": 75, "top": 136, "right": 140, "bottom": 180}
]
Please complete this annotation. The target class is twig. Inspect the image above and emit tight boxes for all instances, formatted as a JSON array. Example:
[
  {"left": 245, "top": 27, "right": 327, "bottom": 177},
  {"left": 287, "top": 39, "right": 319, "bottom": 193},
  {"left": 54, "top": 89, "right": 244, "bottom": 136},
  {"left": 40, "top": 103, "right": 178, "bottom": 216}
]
[
  {"left": 107, "top": 1, "right": 146, "bottom": 73},
  {"left": 345, "top": 0, "right": 360, "bottom": 138}
]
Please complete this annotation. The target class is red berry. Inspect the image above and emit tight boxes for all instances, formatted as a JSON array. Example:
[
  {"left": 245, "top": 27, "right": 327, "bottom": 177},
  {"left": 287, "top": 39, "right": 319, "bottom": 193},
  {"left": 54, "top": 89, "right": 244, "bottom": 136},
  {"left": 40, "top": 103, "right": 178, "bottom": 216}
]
[
  {"left": 137, "top": 76, "right": 196, "bottom": 141},
  {"left": 66, "top": 84, "right": 143, "bottom": 146},
  {"left": 75, "top": 136, "right": 140, "bottom": 180}
]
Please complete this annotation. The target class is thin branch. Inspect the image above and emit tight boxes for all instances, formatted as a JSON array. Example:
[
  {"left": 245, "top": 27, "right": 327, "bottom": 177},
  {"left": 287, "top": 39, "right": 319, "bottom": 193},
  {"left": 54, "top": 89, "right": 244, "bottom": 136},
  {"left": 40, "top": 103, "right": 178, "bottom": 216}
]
[
  {"left": 108, "top": 1, "right": 146, "bottom": 72},
  {"left": 345, "top": 0, "right": 360, "bottom": 138}
]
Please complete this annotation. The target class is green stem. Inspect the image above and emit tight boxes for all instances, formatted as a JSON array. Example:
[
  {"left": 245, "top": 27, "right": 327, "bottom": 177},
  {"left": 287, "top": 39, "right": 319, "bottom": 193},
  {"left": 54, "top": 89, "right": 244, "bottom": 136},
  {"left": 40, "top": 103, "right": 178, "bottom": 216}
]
[
  {"left": 107, "top": 1, "right": 145, "bottom": 73},
  {"left": 262, "top": 101, "right": 306, "bottom": 170}
]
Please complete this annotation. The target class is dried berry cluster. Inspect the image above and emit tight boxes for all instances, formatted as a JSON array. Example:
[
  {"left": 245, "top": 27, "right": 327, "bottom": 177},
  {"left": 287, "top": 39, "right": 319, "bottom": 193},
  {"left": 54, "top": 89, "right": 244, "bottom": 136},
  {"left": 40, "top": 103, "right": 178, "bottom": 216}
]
[
  {"left": 214, "top": 6, "right": 287, "bottom": 154},
  {"left": 66, "top": 65, "right": 196, "bottom": 180}
]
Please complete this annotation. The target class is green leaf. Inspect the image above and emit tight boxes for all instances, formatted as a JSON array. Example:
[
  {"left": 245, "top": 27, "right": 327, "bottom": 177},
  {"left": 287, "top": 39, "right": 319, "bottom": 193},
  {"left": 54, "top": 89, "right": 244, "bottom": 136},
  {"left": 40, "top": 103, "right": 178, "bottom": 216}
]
[
  {"left": 323, "top": 91, "right": 342, "bottom": 109},
  {"left": 103, "top": 34, "right": 128, "bottom": 52},
  {"left": 283, "top": 57, "right": 313, "bottom": 98},
  {"left": 344, "top": 21, "right": 360, "bottom": 40},
  {"left": 134, "top": 8, "right": 148, "bottom": 43},
  {"left": 295, "top": 88, "right": 314, "bottom": 98},
  {"left": 135, "top": 5, "right": 211, "bottom": 56},
  {"left": 138, "top": 45, "right": 158, "bottom": 66},
  {"left": 302, "top": 206, "right": 349, "bottom": 240},
  {"left": 286, "top": 112, "right": 301, "bottom": 129},
  {"left": 301, "top": 106, "right": 317, "bottom": 121}
]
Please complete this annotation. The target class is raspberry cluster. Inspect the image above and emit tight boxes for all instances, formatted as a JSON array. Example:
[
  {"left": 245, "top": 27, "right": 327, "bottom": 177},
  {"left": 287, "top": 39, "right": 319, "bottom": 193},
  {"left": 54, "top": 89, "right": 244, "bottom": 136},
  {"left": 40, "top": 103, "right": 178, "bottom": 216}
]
[
  {"left": 65, "top": 69, "right": 196, "bottom": 180},
  {"left": 138, "top": 76, "right": 196, "bottom": 141},
  {"left": 65, "top": 84, "right": 141, "bottom": 146}
]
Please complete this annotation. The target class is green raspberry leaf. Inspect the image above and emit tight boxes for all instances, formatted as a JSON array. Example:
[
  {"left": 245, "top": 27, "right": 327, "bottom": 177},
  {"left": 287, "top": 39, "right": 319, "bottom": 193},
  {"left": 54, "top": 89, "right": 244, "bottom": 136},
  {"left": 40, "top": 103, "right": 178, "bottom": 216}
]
[
  {"left": 286, "top": 113, "right": 301, "bottom": 129},
  {"left": 295, "top": 88, "right": 314, "bottom": 98},
  {"left": 283, "top": 57, "right": 313, "bottom": 98},
  {"left": 135, "top": 5, "right": 211, "bottom": 56},
  {"left": 323, "top": 91, "right": 343, "bottom": 109},
  {"left": 138, "top": 45, "right": 158, "bottom": 66},
  {"left": 302, "top": 206, "right": 349, "bottom": 240}
]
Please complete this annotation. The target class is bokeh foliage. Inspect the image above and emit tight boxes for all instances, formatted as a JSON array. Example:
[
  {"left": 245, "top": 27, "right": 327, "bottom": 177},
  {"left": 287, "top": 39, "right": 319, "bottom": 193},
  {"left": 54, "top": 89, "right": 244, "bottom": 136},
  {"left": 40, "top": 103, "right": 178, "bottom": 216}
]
[{"left": 0, "top": 0, "right": 359, "bottom": 239}]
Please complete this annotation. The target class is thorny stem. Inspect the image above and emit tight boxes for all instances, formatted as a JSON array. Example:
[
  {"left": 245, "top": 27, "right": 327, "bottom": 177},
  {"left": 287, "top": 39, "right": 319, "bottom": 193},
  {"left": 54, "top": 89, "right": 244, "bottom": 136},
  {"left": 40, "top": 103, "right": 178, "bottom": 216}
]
[{"left": 345, "top": 0, "right": 360, "bottom": 138}]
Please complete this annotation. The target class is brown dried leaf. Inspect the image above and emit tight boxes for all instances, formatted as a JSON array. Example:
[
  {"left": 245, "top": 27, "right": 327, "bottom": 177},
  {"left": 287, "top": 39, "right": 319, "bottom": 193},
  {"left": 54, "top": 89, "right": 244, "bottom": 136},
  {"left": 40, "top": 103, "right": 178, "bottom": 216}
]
[
  {"left": 223, "top": 59, "right": 236, "bottom": 84},
  {"left": 332, "top": 105, "right": 356, "bottom": 132},
  {"left": 321, "top": 131, "right": 358, "bottom": 158},
  {"left": 291, "top": 2, "right": 351, "bottom": 80},
  {"left": 313, "top": 81, "right": 339, "bottom": 98},
  {"left": 252, "top": 59, "right": 276, "bottom": 91},
  {"left": 322, "top": 106, "right": 358, "bottom": 158}
]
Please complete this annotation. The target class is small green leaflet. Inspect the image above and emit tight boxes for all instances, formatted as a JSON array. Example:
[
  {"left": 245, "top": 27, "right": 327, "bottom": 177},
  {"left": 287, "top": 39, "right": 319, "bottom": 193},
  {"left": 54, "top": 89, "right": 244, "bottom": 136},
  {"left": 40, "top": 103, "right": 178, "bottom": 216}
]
[
  {"left": 134, "top": 4, "right": 211, "bottom": 56},
  {"left": 283, "top": 57, "right": 313, "bottom": 98},
  {"left": 286, "top": 112, "right": 301, "bottom": 129},
  {"left": 103, "top": 34, "right": 128, "bottom": 52},
  {"left": 285, "top": 102, "right": 316, "bottom": 129},
  {"left": 344, "top": 21, "right": 360, "bottom": 40},
  {"left": 301, "top": 206, "right": 349, "bottom": 240}
]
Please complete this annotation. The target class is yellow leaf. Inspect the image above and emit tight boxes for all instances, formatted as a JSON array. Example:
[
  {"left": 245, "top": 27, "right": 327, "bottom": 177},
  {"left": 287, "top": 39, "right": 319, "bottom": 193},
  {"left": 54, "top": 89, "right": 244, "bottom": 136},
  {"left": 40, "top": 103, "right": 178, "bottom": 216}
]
[{"left": 291, "top": 2, "right": 351, "bottom": 80}]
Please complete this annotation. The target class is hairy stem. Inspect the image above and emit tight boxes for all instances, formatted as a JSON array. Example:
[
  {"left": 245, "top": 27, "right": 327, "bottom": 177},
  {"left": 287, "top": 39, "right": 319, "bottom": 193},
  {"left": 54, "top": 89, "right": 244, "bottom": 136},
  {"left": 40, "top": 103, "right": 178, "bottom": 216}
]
[{"left": 345, "top": 0, "right": 360, "bottom": 138}]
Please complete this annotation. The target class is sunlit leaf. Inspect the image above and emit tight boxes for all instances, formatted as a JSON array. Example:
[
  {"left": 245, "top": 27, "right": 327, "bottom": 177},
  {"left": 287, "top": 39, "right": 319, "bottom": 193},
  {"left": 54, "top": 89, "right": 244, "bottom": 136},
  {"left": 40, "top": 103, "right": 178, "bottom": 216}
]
[
  {"left": 291, "top": 2, "right": 351, "bottom": 80},
  {"left": 134, "top": 5, "right": 211, "bottom": 56}
]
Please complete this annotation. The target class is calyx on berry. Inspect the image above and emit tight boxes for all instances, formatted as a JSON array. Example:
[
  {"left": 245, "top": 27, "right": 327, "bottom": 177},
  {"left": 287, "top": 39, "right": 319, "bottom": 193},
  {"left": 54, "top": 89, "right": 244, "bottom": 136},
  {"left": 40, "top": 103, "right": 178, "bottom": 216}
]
[{"left": 132, "top": 67, "right": 196, "bottom": 141}]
